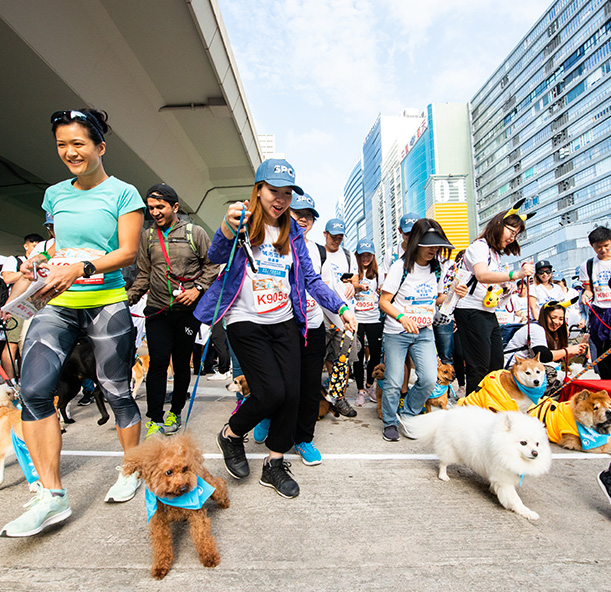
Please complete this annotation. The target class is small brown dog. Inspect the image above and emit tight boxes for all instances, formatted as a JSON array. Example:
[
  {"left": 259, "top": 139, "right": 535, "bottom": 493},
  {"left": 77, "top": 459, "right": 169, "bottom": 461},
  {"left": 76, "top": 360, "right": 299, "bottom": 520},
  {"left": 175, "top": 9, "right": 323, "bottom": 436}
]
[
  {"left": 0, "top": 385, "right": 23, "bottom": 486},
  {"left": 123, "top": 433, "right": 230, "bottom": 580},
  {"left": 226, "top": 375, "right": 250, "bottom": 398},
  {"left": 529, "top": 389, "right": 611, "bottom": 453},
  {"left": 372, "top": 363, "right": 386, "bottom": 420},
  {"left": 425, "top": 361, "right": 456, "bottom": 413},
  {"left": 131, "top": 354, "right": 150, "bottom": 398}
]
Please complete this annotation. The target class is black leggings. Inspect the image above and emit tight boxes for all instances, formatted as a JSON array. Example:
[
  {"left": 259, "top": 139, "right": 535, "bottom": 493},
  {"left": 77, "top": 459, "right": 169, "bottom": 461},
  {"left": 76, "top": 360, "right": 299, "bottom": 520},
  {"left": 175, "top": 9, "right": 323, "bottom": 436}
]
[
  {"left": 296, "top": 322, "right": 326, "bottom": 445},
  {"left": 226, "top": 319, "right": 301, "bottom": 454},
  {"left": 145, "top": 308, "right": 200, "bottom": 423},
  {"left": 353, "top": 321, "right": 383, "bottom": 389},
  {"left": 454, "top": 307, "right": 503, "bottom": 394}
]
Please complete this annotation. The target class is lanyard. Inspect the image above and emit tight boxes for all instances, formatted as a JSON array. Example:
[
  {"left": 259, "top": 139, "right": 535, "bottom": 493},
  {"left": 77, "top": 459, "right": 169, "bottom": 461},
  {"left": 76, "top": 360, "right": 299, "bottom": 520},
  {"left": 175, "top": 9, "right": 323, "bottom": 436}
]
[{"left": 158, "top": 224, "right": 177, "bottom": 307}]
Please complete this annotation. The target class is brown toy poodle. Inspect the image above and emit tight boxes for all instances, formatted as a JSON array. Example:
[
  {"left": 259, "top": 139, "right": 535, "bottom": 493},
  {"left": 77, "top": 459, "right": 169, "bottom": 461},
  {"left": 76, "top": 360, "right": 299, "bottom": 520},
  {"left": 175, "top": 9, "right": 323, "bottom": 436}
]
[{"left": 123, "top": 433, "right": 230, "bottom": 580}]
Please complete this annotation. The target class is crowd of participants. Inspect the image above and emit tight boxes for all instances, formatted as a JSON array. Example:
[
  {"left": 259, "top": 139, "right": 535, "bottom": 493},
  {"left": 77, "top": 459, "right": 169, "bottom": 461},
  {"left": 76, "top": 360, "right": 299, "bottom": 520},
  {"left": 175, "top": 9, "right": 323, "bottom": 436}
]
[{"left": 1, "top": 107, "right": 611, "bottom": 538}]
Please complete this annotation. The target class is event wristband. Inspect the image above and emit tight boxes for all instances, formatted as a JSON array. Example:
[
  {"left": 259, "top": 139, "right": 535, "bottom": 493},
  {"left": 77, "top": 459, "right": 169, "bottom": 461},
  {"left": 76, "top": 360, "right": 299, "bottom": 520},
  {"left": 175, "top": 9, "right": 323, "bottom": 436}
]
[
  {"left": 396, "top": 313, "right": 405, "bottom": 321},
  {"left": 338, "top": 305, "right": 349, "bottom": 316},
  {"left": 223, "top": 215, "right": 237, "bottom": 237},
  {"left": 508, "top": 270, "right": 514, "bottom": 280},
  {"left": 40, "top": 251, "right": 51, "bottom": 262}
]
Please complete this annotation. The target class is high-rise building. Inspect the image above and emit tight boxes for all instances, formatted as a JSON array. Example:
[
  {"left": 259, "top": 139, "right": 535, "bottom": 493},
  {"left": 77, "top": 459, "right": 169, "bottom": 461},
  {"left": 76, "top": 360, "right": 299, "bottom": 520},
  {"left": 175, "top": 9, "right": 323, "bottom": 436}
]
[
  {"left": 258, "top": 134, "right": 284, "bottom": 160},
  {"left": 471, "top": 0, "right": 611, "bottom": 277},
  {"left": 400, "top": 103, "right": 475, "bottom": 255},
  {"left": 342, "top": 110, "right": 421, "bottom": 253}
]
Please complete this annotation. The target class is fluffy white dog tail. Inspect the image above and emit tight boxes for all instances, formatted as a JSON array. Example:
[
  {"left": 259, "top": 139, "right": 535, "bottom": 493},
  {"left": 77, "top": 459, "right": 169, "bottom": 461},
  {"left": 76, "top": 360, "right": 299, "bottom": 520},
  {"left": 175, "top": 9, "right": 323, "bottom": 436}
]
[{"left": 399, "top": 411, "right": 446, "bottom": 444}]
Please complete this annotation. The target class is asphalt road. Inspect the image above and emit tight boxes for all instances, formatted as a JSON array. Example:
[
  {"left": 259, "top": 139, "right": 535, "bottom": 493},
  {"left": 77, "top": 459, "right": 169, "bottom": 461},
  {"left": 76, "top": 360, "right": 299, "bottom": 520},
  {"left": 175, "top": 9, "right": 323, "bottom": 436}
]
[{"left": 0, "top": 376, "right": 610, "bottom": 592}]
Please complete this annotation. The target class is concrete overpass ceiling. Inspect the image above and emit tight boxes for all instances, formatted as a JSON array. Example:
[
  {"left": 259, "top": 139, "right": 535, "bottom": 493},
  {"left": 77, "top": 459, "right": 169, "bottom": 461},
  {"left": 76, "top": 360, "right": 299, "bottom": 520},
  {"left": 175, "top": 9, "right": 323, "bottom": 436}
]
[{"left": 0, "top": 0, "right": 261, "bottom": 251}]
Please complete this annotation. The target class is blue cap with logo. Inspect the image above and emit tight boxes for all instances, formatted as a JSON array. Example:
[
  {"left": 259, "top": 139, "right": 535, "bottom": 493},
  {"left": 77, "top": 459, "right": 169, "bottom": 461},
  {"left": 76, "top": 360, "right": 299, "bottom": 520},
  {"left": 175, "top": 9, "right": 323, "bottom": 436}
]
[
  {"left": 400, "top": 213, "right": 419, "bottom": 233},
  {"left": 356, "top": 238, "right": 375, "bottom": 255},
  {"left": 290, "top": 192, "right": 319, "bottom": 219},
  {"left": 255, "top": 158, "right": 303, "bottom": 195},
  {"left": 325, "top": 218, "right": 345, "bottom": 235}
]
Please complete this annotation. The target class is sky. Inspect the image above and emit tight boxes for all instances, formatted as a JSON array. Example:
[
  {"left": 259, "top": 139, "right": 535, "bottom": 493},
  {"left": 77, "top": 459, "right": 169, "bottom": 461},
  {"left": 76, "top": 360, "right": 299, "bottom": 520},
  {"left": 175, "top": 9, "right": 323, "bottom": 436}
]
[{"left": 217, "top": 0, "right": 553, "bottom": 242}]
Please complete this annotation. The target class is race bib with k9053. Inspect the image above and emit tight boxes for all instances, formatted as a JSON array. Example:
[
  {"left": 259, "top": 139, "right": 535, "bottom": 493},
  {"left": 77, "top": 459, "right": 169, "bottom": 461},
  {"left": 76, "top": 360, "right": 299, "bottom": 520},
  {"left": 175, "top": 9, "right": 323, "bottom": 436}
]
[{"left": 251, "top": 243, "right": 291, "bottom": 314}]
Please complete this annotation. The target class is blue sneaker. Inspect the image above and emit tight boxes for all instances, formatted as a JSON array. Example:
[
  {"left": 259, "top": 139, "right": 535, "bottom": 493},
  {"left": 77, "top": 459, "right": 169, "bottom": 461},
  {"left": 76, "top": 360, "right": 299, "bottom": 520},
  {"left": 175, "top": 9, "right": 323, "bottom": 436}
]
[
  {"left": 253, "top": 418, "right": 271, "bottom": 444},
  {"left": 294, "top": 441, "right": 322, "bottom": 466}
]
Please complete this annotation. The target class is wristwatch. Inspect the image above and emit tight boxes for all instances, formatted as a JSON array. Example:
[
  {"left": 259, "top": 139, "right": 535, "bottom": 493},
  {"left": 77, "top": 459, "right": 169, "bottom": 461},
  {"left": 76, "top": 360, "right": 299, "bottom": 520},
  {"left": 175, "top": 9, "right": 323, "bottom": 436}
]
[
  {"left": 82, "top": 261, "right": 97, "bottom": 278},
  {"left": 195, "top": 285, "right": 203, "bottom": 292}
]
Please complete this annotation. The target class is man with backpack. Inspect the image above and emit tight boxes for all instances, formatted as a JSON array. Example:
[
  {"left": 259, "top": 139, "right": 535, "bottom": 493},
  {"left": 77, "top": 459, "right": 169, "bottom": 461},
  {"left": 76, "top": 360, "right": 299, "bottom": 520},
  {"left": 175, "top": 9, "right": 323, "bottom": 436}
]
[
  {"left": 1, "top": 233, "right": 44, "bottom": 380},
  {"left": 127, "top": 184, "right": 218, "bottom": 437}
]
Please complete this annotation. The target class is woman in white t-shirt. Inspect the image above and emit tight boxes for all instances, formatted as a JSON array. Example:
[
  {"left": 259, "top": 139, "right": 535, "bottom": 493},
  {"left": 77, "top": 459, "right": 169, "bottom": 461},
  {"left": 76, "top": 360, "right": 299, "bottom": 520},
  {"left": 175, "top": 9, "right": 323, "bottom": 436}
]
[
  {"left": 352, "top": 238, "right": 383, "bottom": 407},
  {"left": 454, "top": 205, "right": 534, "bottom": 395},
  {"left": 194, "top": 160, "right": 356, "bottom": 499},
  {"left": 504, "top": 300, "right": 587, "bottom": 369},
  {"left": 529, "top": 260, "right": 565, "bottom": 320},
  {"left": 379, "top": 219, "right": 463, "bottom": 442}
]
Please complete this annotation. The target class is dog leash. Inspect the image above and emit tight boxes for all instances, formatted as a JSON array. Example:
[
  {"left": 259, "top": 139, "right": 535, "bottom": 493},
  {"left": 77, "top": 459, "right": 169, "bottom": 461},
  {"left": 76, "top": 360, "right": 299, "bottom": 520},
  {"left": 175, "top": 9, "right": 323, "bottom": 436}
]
[{"left": 182, "top": 206, "right": 247, "bottom": 429}]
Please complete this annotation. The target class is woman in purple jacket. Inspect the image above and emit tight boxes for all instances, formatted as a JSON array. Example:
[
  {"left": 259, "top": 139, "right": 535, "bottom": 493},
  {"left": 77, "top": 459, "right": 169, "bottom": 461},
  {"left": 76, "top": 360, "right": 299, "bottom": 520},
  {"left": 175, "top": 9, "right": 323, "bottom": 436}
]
[{"left": 194, "top": 159, "right": 356, "bottom": 499}]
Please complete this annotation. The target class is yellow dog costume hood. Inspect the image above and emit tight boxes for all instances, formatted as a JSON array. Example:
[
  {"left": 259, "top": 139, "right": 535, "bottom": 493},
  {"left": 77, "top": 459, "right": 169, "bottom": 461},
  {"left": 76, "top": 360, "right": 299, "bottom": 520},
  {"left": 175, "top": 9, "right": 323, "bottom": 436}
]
[
  {"left": 527, "top": 398, "right": 578, "bottom": 443},
  {"left": 456, "top": 370, "right": 520, "bottom": 413}
]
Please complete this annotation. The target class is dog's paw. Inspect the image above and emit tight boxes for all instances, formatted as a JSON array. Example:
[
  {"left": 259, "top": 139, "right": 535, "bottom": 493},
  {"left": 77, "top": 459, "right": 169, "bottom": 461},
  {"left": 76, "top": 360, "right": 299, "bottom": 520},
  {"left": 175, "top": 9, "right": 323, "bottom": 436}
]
[
  {"left": 151, "top": 565, "right": 170, "bottom": 580},
  {"left": 519, "top": 508, "right": 539, "bottom": 521}
]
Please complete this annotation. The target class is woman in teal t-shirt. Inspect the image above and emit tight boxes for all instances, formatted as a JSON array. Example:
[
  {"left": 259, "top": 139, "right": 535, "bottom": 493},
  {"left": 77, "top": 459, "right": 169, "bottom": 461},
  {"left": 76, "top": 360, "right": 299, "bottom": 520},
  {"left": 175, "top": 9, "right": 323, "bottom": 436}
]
[{"left": 1, "top": 109, "right": 145, "bottom": 538}]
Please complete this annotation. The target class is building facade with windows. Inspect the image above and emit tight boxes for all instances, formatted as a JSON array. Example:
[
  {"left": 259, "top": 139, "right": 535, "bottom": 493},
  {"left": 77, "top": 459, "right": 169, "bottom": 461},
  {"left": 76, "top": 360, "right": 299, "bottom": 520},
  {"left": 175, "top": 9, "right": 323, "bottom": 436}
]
[
  {"left": 400, "top": 103, "right": 475, "bottom": 256},
  {"left": 341, "top": 111, "right": 421, "bottom": 254},
  {"left": 471, "top": 0, "right": 611, "bottom": 277}
]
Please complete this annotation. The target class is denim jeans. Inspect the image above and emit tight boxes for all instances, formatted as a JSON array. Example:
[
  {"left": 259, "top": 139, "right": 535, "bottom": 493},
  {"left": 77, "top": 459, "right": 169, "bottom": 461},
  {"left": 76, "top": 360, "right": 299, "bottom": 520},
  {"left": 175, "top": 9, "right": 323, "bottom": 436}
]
[
  {"left": 433, "top": 322, "right": 454, "bottom": 364},
  {"left": 382, "top": 329, "right": 437, "bottom": 427}
]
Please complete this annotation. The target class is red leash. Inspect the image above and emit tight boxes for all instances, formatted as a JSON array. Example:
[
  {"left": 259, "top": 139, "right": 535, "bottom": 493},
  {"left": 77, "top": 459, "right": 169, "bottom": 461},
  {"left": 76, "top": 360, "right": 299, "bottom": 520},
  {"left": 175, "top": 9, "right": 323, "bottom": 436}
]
[{"left": 585, "top": 299, "right": 611, "bottom": 332}]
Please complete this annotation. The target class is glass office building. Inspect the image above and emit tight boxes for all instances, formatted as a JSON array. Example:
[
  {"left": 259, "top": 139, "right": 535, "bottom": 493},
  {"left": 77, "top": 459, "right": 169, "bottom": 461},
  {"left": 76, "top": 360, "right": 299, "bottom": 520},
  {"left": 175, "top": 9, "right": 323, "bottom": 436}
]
[
  {"left": 343, "top": 160, "right": 365, "bottom": 251},
  {"left": 471, "top": 0, "right": 611, "bottom": 276}
]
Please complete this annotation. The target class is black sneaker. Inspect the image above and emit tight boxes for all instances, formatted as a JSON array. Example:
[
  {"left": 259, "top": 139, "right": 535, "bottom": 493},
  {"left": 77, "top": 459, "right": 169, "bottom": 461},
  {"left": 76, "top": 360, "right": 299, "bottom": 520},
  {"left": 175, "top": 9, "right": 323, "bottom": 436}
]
[
  {"left": 260, "top": 458, "right": 300, "bottom": 498},
  {"left": 217, "top": 425, "right": 250, "bottom": 479},
  {"left": 77, "top": 392, "right": 94, "bottom": 406},
  {"left": 597, "top": 469, "right": 611, "bottom": 506},
  {"left": 383, "top": 425, "right": 400, "bottom": 442},
  {"left": 335, "top": 397, "right": 357, "bottom": 417}
]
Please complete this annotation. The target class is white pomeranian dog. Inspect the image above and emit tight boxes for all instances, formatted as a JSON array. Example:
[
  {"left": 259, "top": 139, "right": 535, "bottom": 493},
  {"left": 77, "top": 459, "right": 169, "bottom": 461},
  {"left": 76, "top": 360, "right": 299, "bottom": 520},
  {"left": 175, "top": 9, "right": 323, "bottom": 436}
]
[{"left": 398, "top": 407, "right": 552, "bottom": 520}]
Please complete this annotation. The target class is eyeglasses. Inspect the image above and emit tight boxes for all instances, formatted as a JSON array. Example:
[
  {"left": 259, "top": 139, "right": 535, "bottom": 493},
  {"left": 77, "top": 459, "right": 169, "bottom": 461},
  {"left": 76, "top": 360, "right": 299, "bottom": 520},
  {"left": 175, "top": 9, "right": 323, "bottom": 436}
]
[
  {"left": 291, "top": 210, "right": 315, "bottom": 221},
  {"left": 504, "top": 225, "right": 521, "bottom": 238}
]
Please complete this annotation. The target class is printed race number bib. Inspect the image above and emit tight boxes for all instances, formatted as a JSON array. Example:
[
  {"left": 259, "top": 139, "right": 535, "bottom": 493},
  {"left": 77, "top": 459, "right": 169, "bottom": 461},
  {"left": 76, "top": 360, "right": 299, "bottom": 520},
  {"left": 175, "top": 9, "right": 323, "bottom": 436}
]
[
  {"left": 252, "top": 278, "right": 290, "bottom": 314},
  {"left": 403, "top": 298, "right": 435, "bottom": 328},
  {"left": 594, "top": 281, "right": 611, "bottom": 302},
  {"left": 306, "top": 295, "right": 317, "bottom": 313},
  {"left": 355, "top": 294, "right": 375, "bottom": 312},
  {"left": 48, "top": 248, "right": 105, "bottom": 285}
]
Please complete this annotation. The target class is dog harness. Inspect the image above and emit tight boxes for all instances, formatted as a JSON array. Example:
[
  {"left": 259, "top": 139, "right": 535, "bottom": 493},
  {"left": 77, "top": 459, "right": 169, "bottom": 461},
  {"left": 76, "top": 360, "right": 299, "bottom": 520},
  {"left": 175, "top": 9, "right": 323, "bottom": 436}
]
[
  {"left": 528, "top": 398, "right": 610, "bottom": 450},
  {"left": 145, "top": 476, "right": 215, "bottom": 522},
  {"left": 429, "top": 383, "right": 455, "bottom": 400},
  {"left": 456, "top": 370, "right": 520, "bottom": 413}
]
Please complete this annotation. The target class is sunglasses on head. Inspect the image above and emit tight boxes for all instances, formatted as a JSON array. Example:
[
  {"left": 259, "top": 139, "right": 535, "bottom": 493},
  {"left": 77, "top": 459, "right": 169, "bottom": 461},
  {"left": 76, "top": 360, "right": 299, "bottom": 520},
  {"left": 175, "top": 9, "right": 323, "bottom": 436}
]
[{"left": 50, "top": 110, "right": 105, "bottom": 139}]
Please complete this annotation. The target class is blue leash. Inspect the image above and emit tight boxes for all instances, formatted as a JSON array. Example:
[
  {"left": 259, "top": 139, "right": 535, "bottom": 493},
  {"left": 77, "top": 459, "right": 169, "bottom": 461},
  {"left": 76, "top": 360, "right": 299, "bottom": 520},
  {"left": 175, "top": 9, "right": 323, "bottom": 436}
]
[{"left": 182, "top": 207, "right": 247, "bottom": 429}]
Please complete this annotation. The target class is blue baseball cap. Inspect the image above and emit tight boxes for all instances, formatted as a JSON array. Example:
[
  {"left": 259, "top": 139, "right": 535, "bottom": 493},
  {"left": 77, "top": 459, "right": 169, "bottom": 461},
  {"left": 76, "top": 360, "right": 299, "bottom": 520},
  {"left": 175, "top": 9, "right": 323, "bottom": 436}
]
[
  {"left": 325, "top": 218, "right": 345, "bottom": 235},
  {"left": 400, "top": 213, "right": 419, "bottom": 233},
  {"left": 356, "top": 239, "right": 375, "bottom": 254},
  {"left": 290, "top": 192, "right": 319, "bottom": 218},
  {"left": 255, "top": 159, "right": 303, "bottom": 195}
]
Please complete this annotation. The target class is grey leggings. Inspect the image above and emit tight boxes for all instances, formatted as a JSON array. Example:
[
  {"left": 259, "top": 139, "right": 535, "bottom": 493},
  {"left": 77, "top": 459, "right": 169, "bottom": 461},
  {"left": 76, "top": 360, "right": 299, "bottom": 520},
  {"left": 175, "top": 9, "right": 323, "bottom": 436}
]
[{"left": 20, "top": 302, "right": 141, "bottom": 428}]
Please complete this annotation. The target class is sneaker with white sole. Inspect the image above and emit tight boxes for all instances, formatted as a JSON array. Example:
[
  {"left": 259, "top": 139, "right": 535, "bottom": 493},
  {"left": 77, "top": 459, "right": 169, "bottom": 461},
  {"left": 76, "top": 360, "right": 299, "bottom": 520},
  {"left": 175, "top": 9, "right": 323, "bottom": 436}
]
[
  {"left": 0, "top": 482, "right": 71, "bottom": 537},
  {"left": 104, "top": 467, "right": 141, "bottom": 503},
  {"left": 598, "top": 469, "right": 611, "bottom": 506},
  {"left": 367, "top": 383, "right": 377, "bottom": 403},
  {"left": 208, "top": 370, "right": 232, "bottom": 381},
  {"left": 260, "top": 457, "right": 299, "bottom": 498},
  {"left": 355, "top": 390, "right": 367, "bottom": 407},
  {"left": 163, "top": 412, "right": 181, "bottom": 434},
  {"left": 295, "top": 441, "right": 322, "bottom": 466}
]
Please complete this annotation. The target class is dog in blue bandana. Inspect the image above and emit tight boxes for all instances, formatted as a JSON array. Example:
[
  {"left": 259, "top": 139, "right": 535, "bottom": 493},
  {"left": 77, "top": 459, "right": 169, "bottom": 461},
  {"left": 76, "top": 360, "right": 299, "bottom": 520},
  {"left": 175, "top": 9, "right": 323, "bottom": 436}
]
[{"left": 123, "top": 433, "right": 230, "bottom": 580}]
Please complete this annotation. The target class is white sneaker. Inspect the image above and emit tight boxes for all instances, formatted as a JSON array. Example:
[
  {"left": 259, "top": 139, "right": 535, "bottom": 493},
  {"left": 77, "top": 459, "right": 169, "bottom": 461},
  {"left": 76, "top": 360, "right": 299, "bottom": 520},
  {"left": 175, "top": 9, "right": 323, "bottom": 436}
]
[
  {"left": 208, "top": 370, "right": 232, "bottom": 381},
  {"left": 0, "top": 482, "right": 71, "bottom": 537},
  {"left": 104, "top": 466, "right": 141, "bottom": 503}
]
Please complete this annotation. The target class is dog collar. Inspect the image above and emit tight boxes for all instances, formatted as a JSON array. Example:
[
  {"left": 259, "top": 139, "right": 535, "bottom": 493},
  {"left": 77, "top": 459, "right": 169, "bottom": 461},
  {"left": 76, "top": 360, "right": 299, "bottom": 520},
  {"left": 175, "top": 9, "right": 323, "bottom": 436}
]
[
  {"left": 429, "top": 383, "right": 454, "bottom": 399},
  {"left": 145, "top": 475, "right": 215, "bottom": 522},
  {"left": 515, "top": 374, "right": 547, "bottom": 404},
  {"left": 576, "top": 422, "right": 611, "bottom": 450}
]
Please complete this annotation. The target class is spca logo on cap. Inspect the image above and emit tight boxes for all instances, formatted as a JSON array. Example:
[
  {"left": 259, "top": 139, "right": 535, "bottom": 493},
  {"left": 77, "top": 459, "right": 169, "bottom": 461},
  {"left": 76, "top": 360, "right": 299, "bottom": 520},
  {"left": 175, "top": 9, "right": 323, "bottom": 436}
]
[
  {"left": 332, "top": 222, "right": 343, "bottom": 229},
  {"left": 273, "top": 165, "right": 295, "bottom": 178}
]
